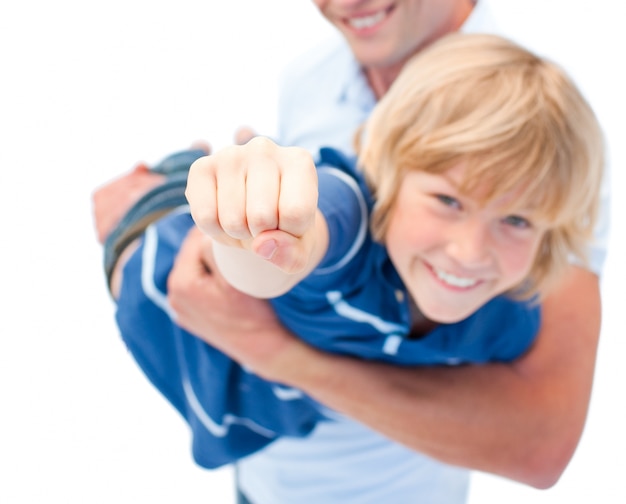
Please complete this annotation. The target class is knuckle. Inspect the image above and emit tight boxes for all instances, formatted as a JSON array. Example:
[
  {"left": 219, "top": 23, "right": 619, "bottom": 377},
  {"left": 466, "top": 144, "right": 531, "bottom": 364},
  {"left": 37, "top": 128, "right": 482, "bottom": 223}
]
[
  {"left": 285, "top": 146, "right": 315, "bottom": 171},
  {"left": 190, "top": 207, "right": 219, "bottom": 234},
  {"left": 289, "top": 254, "right": 308, "bottom": 273},
  {"left": 184, "top": 186, "right": 194, "bottom": 204},
  {"left": 248, "top": 212, "right": 277, "bottom": 235},
  {"left": 280, "top": 203, "right": 314, "bottom": 233},
  {"left": 248, "top": 135, "right": 276, "bottom": 154},
  {"left": 219, "top": 213, "right": 250, "bottom": 239},
  {"left": 188, "top": 155, "right": 210, "bottom": 176},
  {"left": 278, "top": 249, "right": 308, "bottom": 275},
  {"left": 247, "top": 203, "right": 278, "bottom": 233}
]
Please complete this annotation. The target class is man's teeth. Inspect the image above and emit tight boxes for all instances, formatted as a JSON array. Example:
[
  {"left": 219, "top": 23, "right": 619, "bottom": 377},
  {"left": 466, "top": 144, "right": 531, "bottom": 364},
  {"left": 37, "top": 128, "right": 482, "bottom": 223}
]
[
  {"left": 434, "top": 268, "right": 479, "bottom": 288},
  {"left": 348, "top": 10, "right": 387, "bottom": 29}
]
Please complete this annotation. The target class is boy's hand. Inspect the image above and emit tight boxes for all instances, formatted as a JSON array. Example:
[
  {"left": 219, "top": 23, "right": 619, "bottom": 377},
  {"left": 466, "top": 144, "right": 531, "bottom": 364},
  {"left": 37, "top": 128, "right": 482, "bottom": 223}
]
[{"left": 186, "top": 137, "right": 319, "bottom": 274}]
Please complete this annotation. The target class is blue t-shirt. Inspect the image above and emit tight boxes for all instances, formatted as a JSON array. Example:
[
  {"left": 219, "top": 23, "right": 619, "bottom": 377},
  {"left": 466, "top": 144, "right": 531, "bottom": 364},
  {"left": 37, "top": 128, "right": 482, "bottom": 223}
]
[
  {"left": 115, "top": 147, "right": 539, "bottom": 469},
  {"left": 273, "top": 148, "right": 539, "bottom": 365}
]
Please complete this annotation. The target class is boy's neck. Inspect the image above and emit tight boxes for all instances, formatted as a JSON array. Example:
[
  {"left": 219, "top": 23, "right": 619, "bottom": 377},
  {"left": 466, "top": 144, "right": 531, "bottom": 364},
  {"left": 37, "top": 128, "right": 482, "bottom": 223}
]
[{"left": 408, "top": 298, "right": 439, "bottom": 338}]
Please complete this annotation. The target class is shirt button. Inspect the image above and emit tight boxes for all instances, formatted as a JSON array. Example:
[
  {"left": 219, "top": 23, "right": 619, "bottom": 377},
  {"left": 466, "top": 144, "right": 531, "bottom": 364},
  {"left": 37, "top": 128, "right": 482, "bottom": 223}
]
[{"left": 395, "top": 290, "right": 405, "bottom": 303}]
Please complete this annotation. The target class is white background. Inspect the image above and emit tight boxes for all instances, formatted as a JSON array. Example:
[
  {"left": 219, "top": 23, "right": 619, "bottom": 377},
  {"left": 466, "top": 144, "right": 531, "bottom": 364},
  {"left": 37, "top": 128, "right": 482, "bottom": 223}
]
[{"left": 1, "top": 1, "right": 623, "bottom": 502}]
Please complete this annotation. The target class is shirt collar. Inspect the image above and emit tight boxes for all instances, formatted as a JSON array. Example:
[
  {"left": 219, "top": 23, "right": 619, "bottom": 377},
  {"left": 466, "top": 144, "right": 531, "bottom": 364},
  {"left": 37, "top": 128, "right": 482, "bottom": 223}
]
[
  {"left": 335, "top": 0, "right": 497, "bottom": 110},
  {"left": 335, "top": 38, "right": 377, "bottom": 113},
  {"left": 461, "top": 0, "right": 498, "bottom": 34}
]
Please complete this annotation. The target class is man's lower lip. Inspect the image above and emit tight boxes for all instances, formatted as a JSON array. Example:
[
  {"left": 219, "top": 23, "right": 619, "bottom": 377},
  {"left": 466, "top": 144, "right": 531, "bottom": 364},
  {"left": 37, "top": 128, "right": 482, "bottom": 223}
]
[{"left": 343, "top": 6, "right": 393, "bottom": 35}]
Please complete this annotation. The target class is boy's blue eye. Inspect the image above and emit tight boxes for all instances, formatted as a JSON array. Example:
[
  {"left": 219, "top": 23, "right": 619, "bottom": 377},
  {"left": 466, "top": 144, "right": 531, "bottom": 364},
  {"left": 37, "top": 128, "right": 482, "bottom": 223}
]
[
  {"left": 436, "top": 194, "right": 461, "bottom": 208},
  {"left": 503, "top": 215, "right": 531, "bottom": 229}
]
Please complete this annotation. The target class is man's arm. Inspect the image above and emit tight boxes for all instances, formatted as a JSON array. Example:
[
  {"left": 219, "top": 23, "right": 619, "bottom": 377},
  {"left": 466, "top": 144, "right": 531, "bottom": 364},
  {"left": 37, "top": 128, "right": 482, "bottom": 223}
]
[
  {"left": 92, "top": 164, "right": 166, "bottom": 245},
  {"left": 268, "top": 266, "right": 600, "bottom": 489},
  {"left": 168, "top": 232, "right": 601, "bottom": 489}
]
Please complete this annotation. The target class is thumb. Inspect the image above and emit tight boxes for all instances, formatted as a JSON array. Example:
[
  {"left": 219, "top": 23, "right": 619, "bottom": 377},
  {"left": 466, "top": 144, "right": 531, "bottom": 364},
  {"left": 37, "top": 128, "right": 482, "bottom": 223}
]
[{"left": 252, "top": 229, "right": 314, "bottom": 275}]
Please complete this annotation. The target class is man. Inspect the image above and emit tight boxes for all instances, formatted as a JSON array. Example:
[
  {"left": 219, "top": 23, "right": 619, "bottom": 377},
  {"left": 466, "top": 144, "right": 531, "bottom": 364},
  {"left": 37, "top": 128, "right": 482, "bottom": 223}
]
[{"left": 166, "top": 1, "right": 609, "bottom": 503}]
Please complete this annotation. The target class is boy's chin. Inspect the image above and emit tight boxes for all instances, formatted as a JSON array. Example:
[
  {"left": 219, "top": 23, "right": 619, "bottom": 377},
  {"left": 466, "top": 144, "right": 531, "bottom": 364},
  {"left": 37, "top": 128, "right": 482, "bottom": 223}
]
[{"left": 415, "top": 300, "right": 478, "bottom": 325}]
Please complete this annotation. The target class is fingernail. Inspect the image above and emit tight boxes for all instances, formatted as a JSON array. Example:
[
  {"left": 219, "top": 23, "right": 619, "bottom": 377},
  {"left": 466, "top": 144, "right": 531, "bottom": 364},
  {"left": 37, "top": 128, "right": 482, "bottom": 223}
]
[{"left": 256, "top": 239, "right": 277, "bottom": 260}]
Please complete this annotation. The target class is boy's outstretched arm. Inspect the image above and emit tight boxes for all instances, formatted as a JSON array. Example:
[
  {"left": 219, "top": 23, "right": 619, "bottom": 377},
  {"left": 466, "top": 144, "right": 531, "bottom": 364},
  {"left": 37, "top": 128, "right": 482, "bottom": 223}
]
[
  {"left": 168, "top": 235, "right": 601, "bottom": 490},
  {"left": 186, "top": 137, "right": 328, "bottom": 298}
]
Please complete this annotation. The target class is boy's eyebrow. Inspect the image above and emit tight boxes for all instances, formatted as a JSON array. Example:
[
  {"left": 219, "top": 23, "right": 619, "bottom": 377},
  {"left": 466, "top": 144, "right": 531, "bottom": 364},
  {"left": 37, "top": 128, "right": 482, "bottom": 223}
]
[{"left": 425, "top": 171, "right": 459, "bottom": 189}]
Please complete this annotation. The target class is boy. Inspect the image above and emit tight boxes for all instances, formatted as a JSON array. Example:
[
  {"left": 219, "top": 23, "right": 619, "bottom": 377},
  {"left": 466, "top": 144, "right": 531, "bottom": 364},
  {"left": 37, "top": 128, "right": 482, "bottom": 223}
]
[{"left": 110, "top": 34, "right": 604, "bottom": 469}]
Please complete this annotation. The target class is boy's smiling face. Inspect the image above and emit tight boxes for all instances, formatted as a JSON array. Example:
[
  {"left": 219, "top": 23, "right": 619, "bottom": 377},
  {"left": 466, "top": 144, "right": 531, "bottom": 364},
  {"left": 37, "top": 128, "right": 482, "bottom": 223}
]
[{"left": 385, "top": 163, "right": 547, "bottom": 323}]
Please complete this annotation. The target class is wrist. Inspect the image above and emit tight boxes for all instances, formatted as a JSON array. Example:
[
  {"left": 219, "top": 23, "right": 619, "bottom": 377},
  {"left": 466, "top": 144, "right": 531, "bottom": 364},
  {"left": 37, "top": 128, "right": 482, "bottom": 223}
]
[{"left": 254, "top": 336, "right": 328, "bottom": 389}]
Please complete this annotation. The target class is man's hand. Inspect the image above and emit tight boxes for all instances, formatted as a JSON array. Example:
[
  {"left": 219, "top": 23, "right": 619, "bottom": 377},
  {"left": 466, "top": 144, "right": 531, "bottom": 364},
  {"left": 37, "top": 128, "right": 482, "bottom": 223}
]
[
  {"left": 167, "top": 227, "right": 301, "bottom": 374},
  {"left": 91, "top": 140, "right": 211, "bottom": 244},
  {"left": 92, "top": 163, "right": 166, "bottom": 244},
  {"left": 185, "top": 137, "right": 320, "bottom": 275}
]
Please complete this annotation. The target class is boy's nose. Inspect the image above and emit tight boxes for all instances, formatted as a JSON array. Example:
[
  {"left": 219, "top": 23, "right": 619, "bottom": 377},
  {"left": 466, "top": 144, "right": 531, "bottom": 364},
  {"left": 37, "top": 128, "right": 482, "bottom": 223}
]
[{"left": 446, "top": 220, "right": 492, "bottom": 268}]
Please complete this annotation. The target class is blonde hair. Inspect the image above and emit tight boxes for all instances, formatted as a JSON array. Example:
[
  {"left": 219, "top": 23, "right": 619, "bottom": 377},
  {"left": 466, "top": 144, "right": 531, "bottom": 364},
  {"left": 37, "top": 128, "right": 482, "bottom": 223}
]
[{"left": 356, "top": 33, "right": 605, "bottom": 299}]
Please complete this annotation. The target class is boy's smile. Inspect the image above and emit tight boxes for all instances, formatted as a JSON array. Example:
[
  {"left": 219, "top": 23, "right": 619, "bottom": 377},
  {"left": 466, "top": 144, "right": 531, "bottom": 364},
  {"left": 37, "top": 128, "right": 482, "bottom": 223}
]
[{"left": 385, "top": 164, "right": 546, "bottom": 323}]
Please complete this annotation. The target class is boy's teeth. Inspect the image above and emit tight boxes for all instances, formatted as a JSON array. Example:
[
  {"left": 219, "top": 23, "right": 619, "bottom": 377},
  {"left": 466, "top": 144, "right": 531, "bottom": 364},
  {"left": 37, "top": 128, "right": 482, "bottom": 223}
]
[
  {"left": 434, "top": 268, "right": 479, "bottom": 288},
  {"left": 348, "top": 10, "right": 387, "bottom": 29}
]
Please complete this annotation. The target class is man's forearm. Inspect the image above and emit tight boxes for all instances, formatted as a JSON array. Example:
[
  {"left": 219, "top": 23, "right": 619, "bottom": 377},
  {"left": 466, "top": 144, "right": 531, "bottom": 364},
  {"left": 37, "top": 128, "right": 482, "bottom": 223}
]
[
  {"left": 264, "top": 266, "right": 601, "bottom": 489},
  {"left": 273, "top": 347, "right": 571, "bottom": 488}
]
